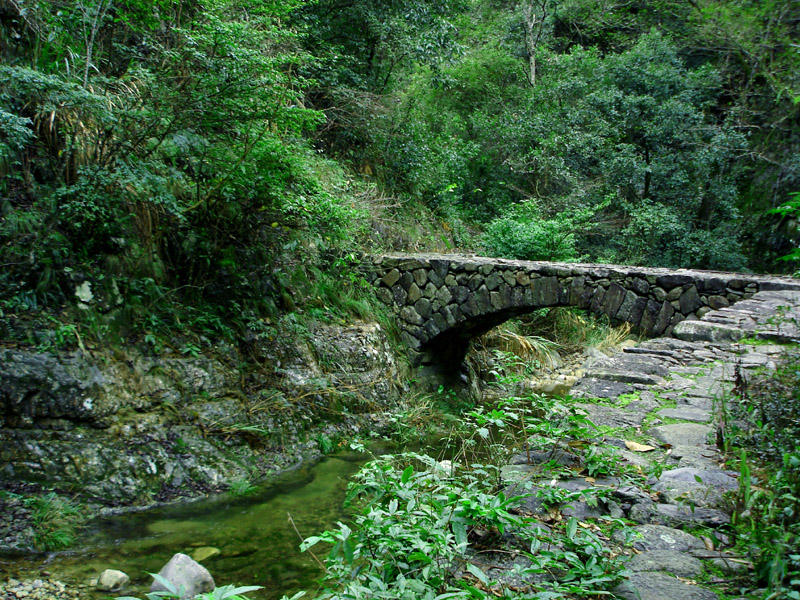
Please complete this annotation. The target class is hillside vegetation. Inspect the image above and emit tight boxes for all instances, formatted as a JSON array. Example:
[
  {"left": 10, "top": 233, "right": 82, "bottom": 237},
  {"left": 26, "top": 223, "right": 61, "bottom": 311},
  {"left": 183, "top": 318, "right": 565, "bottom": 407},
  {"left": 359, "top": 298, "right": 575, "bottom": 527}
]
[{"left": 1, "top": 0, "right": 799, "bottom": 344}]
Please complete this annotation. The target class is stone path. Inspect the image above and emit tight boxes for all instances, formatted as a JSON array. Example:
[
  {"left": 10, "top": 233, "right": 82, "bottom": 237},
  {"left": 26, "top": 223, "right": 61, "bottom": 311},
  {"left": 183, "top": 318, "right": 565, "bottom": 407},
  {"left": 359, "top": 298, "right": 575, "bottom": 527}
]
[{"left": 502, "top": 288, "right": 800, "bottom": 600}]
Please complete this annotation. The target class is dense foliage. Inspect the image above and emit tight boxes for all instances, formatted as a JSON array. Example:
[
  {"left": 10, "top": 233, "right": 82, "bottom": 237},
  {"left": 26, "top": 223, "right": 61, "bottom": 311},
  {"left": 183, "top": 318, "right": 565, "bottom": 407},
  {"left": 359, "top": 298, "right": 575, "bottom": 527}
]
[
  {"left": 317, "top": 0, "right": 799, "bottom": 269},
  {"left": 0, "top": 0, "right": 374, "bottom": 347},
  {"left": 1, "top": 0, "right": 799, "bottom": 344},
  {"left": 727, "top": 347, "right": 800, "bottom": 597}
]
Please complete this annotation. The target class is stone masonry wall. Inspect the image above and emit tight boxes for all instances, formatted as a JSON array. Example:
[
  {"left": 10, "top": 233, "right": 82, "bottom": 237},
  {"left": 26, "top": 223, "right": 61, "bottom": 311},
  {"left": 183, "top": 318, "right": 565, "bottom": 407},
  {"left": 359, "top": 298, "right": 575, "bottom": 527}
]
[{"left": 366, "top": 253, "right": 800, "bottom": 366}]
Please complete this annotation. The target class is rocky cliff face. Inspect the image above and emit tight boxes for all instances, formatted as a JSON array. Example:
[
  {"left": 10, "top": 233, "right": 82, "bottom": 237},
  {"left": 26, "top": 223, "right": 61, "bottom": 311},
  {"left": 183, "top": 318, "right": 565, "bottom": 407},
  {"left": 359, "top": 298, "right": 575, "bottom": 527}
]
[{"left": 0, "top": 321, "right": 407, "bottom": 512}]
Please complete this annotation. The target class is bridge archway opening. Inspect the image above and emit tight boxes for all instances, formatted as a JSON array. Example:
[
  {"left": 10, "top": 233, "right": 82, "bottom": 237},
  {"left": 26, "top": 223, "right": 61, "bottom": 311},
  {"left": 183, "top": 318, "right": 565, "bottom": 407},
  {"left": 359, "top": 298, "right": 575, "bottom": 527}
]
[{"left": 416, "top": 307, "right": 555, "bottom": 381}]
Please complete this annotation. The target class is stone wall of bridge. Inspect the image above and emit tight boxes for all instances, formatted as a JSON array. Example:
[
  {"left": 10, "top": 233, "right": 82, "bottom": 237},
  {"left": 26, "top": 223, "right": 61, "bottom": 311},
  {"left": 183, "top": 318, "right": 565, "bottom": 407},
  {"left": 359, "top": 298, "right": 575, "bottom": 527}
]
[{"left": 365, "top": 253, "right": 800, "bottom": 367}]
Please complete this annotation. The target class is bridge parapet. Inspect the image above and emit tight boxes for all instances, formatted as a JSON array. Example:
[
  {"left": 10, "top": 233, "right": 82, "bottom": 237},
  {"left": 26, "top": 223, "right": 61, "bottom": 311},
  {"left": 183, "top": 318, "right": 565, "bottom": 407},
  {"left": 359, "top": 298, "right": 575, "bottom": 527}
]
[{"left": 366, "top": 253, "right": 800, "bottom": 366}]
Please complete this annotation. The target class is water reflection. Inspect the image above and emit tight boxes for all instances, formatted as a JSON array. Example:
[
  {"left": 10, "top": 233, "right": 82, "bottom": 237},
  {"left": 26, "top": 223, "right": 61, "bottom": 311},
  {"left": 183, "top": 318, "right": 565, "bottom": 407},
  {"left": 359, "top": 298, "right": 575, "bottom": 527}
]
[{"left": 2, "top": 450, "right": 374, "bottom": 600}]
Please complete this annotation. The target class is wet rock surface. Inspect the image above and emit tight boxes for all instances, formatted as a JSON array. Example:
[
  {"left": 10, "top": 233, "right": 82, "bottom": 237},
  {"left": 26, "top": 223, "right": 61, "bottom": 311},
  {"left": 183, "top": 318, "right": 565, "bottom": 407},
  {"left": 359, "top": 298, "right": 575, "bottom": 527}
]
[
  {"left": 0, "top": 320, "right": 408, "bottom": 555},
  {"left": 0, "top": 485, "right": 37, "bottom": 552}
]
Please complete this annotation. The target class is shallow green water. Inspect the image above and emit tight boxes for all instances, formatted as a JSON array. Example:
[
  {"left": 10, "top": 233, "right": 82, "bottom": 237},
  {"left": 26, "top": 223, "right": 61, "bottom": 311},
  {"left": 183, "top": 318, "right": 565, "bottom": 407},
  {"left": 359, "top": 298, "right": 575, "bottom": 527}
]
[{"left": 1, "top": 449, "right": 381, "bottom": 599}]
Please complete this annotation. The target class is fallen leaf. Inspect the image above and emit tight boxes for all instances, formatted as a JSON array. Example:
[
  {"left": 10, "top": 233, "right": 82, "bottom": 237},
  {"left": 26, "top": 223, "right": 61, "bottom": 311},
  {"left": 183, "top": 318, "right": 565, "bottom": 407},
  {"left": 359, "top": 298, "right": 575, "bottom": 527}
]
[
  {"left": 625, "top": 440, "right": 657, "bottom": 452},
  {"left": 584, "top": 476, "right": 596, "bottom": 483}
]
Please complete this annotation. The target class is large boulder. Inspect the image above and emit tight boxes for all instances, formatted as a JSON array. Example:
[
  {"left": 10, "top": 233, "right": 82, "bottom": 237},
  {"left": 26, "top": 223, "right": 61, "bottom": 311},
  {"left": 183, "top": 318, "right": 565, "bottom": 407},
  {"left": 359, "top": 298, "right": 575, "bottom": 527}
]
[{"left": 151, "top": 553, "right": 215, "bottom": 599}]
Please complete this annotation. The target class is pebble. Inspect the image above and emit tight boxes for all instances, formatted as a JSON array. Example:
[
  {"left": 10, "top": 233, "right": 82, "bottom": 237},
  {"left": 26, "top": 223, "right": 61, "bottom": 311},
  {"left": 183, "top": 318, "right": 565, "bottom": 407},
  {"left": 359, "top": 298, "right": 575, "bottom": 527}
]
[{"left": 0, "top": 578, "right": 79, "bottom": 599}]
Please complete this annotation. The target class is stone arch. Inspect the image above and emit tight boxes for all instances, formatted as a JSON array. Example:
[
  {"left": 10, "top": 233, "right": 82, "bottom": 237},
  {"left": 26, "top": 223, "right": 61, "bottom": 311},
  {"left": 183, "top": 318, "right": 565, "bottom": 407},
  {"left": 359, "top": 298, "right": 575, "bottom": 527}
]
[{"left": 367, "top": 253, "right": 792, "bottom": 374}]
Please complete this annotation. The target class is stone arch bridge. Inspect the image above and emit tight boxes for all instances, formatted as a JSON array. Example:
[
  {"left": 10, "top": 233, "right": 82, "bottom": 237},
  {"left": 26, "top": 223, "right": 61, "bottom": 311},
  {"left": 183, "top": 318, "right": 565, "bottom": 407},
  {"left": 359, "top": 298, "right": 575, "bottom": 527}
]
[{"left": 365, "top": 253, "right": 800, "bottom": 369}]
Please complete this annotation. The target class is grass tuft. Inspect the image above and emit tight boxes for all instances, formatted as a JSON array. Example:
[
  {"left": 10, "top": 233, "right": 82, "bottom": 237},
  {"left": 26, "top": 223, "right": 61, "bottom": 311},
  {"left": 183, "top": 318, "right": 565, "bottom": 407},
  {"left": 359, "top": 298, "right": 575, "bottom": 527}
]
[{"left": 27, "top": 492, "right": 85, "bottom": 551}]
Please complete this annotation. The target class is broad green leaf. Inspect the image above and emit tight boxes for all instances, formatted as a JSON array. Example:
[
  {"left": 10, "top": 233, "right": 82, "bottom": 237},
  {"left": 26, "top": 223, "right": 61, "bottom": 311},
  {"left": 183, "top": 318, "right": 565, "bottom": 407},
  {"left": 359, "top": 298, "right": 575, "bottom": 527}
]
[
  {"left": 465, "top": 563, "right": 489, "bottom": 585},
  {"left": 148, "top": 573, "right": 179, "bottom": 595},
  {"left": 300, "top": 536, "right": 322, "bottom": 551},
  {"left": 566, "top": 517, "right": 578, "bottom": 540},
  {"left": 452, "top": 521, "right": 468, "bottom": 550},
  {"left": 342, "top": 537, "right": 355, "bottom": 564},
  {"left": 218, "top": 585, "right": 264, "bottom": 598},
  {"left": 408, "top": 551, "right": 432, "bottom": 564}
]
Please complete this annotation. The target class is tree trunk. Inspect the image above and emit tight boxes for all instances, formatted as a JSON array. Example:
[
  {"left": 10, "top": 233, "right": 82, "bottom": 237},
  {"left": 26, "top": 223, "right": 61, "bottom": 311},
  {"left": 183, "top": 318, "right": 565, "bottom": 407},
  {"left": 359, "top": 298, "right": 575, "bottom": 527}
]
[{"left": 521, "top": 1, "right": 548, "bottom": 87}]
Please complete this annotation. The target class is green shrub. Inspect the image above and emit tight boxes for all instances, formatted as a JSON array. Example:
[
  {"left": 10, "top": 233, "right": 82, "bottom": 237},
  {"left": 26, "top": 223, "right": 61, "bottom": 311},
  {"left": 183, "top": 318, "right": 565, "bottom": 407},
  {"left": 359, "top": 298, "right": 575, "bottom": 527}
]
[
  {"left": 482, "top": 208, "right": 578, "bottom": 262},
  {"left": 726, "top": 347, "right": 800, "bottom": 596},
  {"left": 300, "top": 450, "right": 630, "bottom": 600},
  {"left": 26, "top": 492, "right": 85, "bottom": 551}
]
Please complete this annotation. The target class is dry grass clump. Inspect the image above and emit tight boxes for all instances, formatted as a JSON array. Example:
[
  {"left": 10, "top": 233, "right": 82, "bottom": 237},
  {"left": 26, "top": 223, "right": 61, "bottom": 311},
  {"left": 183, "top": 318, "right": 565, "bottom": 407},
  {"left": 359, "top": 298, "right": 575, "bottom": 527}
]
[
  {"left": 518, "top": 308, "right": 634, "bottom": 354},
  {"left": 475, "top": 327, "right": 561, "bottom": 370}
]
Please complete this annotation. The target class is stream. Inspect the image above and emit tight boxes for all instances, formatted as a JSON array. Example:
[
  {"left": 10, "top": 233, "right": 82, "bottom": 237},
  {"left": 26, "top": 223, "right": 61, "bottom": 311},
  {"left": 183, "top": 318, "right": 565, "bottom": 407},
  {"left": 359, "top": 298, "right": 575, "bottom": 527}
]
[
  {"left": 0, "top": 350, "right": 584, "bottom": 600},
  {"left": 0, "top": 446, "right": 389, "bottom": 600}
]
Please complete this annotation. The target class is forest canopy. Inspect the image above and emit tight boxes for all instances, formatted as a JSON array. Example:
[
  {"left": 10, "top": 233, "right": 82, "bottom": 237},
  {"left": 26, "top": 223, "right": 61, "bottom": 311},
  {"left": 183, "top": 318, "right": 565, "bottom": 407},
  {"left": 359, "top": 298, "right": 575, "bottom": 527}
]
[{"left": 1, "top": 0, "right": 799, "bottom": 338}]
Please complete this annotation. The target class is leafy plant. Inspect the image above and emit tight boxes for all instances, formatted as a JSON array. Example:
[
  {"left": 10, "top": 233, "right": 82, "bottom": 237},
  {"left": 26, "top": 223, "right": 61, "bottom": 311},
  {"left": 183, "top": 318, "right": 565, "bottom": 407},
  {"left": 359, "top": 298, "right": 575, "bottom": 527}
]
[
  {"left": 527, "top": 516, "right": 630, "bottom": 596},
  {"left": 723, "top": 347, "right": 800, "bottom": 596},
  {"left": 301, "top": 452, "right": 523, "bottom": 600},
  {"left": 300, "top": 449, "right": 629, "bottom": 600},
  {"left": 117, "top": 573, "right": 265, "bottom": 600}
]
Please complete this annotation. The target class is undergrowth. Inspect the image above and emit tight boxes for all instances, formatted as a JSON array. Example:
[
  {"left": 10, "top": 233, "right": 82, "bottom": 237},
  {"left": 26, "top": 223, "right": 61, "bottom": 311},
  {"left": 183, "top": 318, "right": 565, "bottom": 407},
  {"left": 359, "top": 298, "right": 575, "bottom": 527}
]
[
  {"left": 723, "top": 348, "right": 800, "bottom": 598},
  {"left": 297, "top": 383, "right": 645, "bottom": 600},
  {"left": 301, "top": 450, "right": 631, "bottom": 600}
]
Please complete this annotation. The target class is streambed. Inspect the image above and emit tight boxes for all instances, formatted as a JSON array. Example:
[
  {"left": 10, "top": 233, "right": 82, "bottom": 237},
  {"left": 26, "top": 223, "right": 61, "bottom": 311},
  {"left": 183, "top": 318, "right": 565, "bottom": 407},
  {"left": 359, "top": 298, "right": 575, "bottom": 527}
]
[{"left": 0, "top": 448, "right": 381, "bottom": 600}]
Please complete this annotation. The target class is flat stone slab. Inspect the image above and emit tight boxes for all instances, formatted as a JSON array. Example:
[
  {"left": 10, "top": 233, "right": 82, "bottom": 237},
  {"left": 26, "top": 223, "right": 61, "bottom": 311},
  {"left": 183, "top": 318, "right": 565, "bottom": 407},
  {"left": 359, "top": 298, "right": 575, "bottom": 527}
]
[
  {"left": 658, "top": 408, "right": 711, "bottom": 423},
  {"left": 584, "top": 370, "right": 664, "bottom": 385},
  {"left": 652, "top": 468, "right": 738, "bottom": 508},
  {"left": 674, "top": 320, "right": 748, "bottom": 343},
  {"left": 652, "top": 503, "right": 731, "bottom": 527},
  {"left": 663, "top": 445, "right": 721, "bottom": 470},
  {"left": 665, "top": 376, "right": 699, "bottom": 392},
  {"left": 575, "top": 403, "right": 647, "bottom": 429},
  {"left": 588, "top": 354, "right": 672, "bottom": 377},
  {"left": 615, "top": 524, "right": 705, "bottom": 552},
  {"left": 627, "top": 550, "right": 704, "bottom": 578},
  {"left": 674, "top": 395, "right": 715, "bottom": 411},
  {"left": 650, "top": 423, "right": 713, "bottom": 447},
  {"left": 615, "top": 572, "right": 718, "bottom": 600},
  {"left": 653, "top": 480, "right": 730, "bottom": 508},
  {"left": 571, "top": 378, "right": 634, "bottom": 399},
  {"left": 657, "top": 468, "right": 739, "bottom": 489}
]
